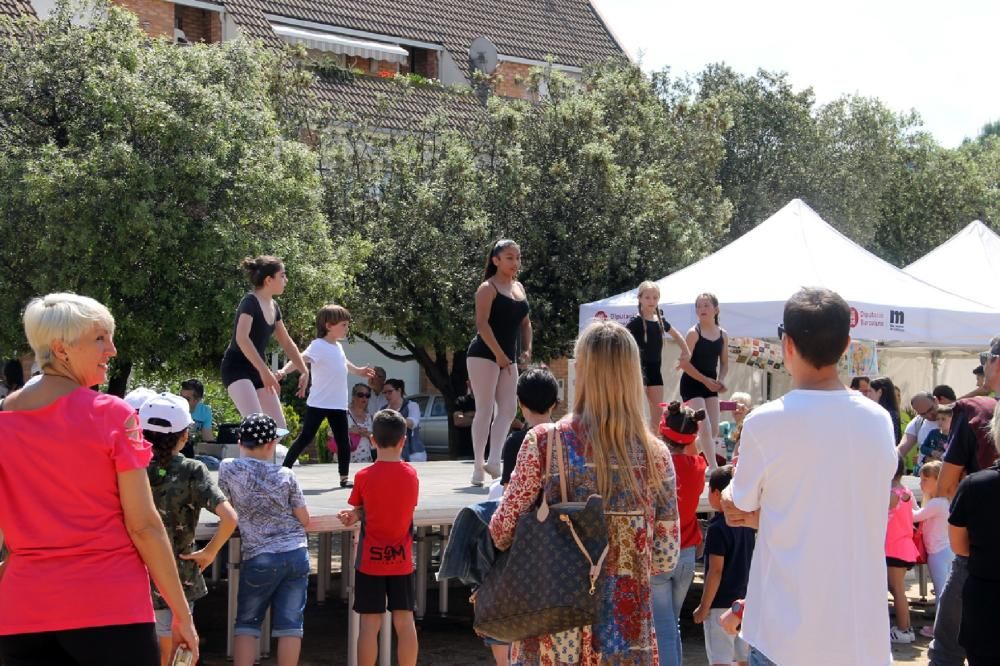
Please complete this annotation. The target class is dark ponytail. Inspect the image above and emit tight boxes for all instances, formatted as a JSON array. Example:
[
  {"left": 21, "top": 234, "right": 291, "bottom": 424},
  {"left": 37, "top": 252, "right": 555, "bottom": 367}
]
[
  {"left": 483, "top": 239, "right": 518, "bottom": 281},
  {"left": 242, "top": 255, "right": 284, "bottom": 288},
  {"left": 144, "top": 421, "right": 186, "bottom": 471}
]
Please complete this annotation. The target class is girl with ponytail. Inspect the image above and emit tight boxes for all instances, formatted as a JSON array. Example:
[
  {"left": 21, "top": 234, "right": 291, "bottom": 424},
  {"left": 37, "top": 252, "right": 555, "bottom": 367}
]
[
  {"left": 679, "top": 292, "right": 729, "bottom": 471},
  {"left": 626, "top": 281, "right": 691, "bottom": 430}
]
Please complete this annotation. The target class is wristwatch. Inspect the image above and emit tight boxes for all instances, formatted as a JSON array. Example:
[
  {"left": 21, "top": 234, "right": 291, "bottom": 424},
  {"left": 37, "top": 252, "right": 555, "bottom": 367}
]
[{"left": 731, "top": 600, "right": 745, "bottom": 619}]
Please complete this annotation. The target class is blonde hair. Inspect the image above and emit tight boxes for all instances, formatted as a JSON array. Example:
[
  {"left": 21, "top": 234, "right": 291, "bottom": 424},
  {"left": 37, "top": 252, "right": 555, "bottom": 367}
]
[
  {"left": 23, "top": 293, "right": 115, "bottom": 368},
  {"left": 992, "top": 402, "right": 1000, "bottom": 457},
  {"left": 636, "top": 281, "right": 668, "bottom": 345},
  {"left": 920, "top": 459, "right": 943, "bottom": 479},
  {"left": 573, "top": 321, "right": 667, "bottom": 504},
  {"left": 731, "top": 392, "right": 752, "bottom": 409}
]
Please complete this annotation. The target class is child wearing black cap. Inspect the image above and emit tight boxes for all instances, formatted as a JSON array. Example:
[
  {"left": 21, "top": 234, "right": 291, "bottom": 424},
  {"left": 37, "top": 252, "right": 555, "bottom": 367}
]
[{"left": 219, "top": 413, "right": 311, "bottom": 666}]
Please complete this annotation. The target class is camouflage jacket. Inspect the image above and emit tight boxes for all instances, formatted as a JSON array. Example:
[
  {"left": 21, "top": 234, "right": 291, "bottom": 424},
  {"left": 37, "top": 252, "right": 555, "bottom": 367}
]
[{"left": 148, "top": 454, "right": 227, "bottom": 609}]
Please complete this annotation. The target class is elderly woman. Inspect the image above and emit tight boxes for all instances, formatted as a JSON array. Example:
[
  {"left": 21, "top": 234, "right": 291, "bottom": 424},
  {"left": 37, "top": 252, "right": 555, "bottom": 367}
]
[
  {"left": 947, "top": 402, "right": 1000, "bottom": 666},
  {"left": 0, "top": 293, "right": 197, "bottom": 665},
  {"left": 346, "top": 382, "right": 374, "bottom": 463},
  {"left": 489, "top": 320, "right": 680, "bottom": 665}
]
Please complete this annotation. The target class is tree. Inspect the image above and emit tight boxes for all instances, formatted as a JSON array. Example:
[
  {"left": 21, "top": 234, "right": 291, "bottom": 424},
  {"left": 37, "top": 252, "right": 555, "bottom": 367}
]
[
  {"left": 0, "top": 1, "right": 360, "bottom": 392},
  {"left": 319, "top": 61, "right": 730, "bottom": 453}
]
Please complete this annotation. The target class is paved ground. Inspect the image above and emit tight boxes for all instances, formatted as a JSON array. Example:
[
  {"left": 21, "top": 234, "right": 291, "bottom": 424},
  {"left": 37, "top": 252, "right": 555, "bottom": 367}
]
[{"left": 193, "top": 555, "right": 935, "bottom": 665}]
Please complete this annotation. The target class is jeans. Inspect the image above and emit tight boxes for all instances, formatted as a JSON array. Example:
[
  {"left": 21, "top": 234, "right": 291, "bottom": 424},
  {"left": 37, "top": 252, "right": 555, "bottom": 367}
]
[
  {"left": 235, "top": 548, "right": 310, "bottom": 638},
  {"left": 651, "top": 545, "right": 696, "bottom": 666},
  {"left": 749, "top": 646, "right": 779, "bottom": 666},
  {"left": 926, "top": 547, "right": 955, "bottom": 609},
  {"left": 929, "top": 554, "right": 967, "bottom": 666}
]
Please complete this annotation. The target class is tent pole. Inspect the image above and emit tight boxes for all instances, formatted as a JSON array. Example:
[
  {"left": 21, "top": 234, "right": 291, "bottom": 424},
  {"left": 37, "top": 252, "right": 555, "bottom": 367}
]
[{"left": 931, "top": 350, "right": 941, "bottom": 388}]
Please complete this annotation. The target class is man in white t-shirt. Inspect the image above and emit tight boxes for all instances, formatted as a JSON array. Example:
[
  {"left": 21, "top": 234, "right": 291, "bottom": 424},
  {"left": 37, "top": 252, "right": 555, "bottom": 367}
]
[{"left": 722, "top": 288, "right": 897, "bottom": 666}]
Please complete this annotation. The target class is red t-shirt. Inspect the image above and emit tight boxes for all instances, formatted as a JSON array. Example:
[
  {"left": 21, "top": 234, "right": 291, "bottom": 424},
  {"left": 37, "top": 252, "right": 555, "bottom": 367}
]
[
  {"left": 349, "top": 460, "right": 419, "bottom": 576},
  {"left": 0, "top": 388, "right": 154, "bottom": 634},
  {"left": 671, "top": 452, "right": 707, "bottom": 548}
]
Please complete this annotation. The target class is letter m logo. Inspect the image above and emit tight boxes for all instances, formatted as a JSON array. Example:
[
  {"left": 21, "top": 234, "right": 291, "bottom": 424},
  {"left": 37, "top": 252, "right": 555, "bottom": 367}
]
[{"left": 890, "top": 310, "right": 904, "bottom": 325}]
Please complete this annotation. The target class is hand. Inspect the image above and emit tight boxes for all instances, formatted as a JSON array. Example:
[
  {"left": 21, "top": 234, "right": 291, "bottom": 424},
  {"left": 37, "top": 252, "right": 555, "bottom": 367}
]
[
  {"left": 720, "top": 488, "right": 759, "bottom": 529},
  {"left": 179, "top": 547, "right": 219, "bottom": 573},
  {"left": 705, "top": 379, "right": 723, "bottom": 392},
  {"left": 262, "top": 370, "right": 281, "bottom": 395},
  {"left": 678, "top": 350, "right": 691, "bottom": 363},
  {"left": 296, "top": 371, "right": 309, "bottom": 398},
  {"left": 171, "top": 613, "right": 200, "bottom": 664},
  {"left": 518, "top": 350, "right": 531, "bottom": 365},
  {"left": 719, "top": 607, "right": 742, "bottom": 636},
  {"left": 338, "top": 508, "right": 360, "bottom": 526},
  {"left": 497, "top": 353, "right": 513, "bottom": 370},
  {"left": 716, "top": 381, "right": 728, "bottom": 393},
  {"left": 360, "top": 366, "right": 376, "bottom": 379},
  {"left": 693, "top": 603, "right": 709, "bottom": 624}
]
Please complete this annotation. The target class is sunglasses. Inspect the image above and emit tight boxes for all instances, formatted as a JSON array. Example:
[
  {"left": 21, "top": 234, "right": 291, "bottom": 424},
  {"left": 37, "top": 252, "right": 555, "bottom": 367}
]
[
  {"left": 777, "top": 323, "right": 809, "bottom": 340},
  {"left": 354, "top": 392, "right": 371, "bottom": 398}
]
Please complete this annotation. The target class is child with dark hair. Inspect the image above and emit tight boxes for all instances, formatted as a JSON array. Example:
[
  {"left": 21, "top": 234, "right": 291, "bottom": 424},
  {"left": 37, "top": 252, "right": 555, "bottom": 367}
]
[
  {"left": 179, "top": 378, "right": 214, "bottom": 446},
  {"left": 281, "top": 304, "right": 375, "bottom": 485},
  {"left": 652, "top": 400, "right": 707, "bottom": 665},
  {"left": 499, "top": 366, "right": 559, "bottom": 486},
  {"left": 139, "top": 393, "right": 237, "bottom": 666},
  {"left": 694, "top": 465, "right": 755, "bottom": 666},
  {"left": 866, "top": 376, "right": 902, "bottom": 443},
  {"left": 339, "top": 409, "right": 420, "bottom": 666},
  {"left": 220, "top": 413, "right": 311, "bottom": 666}
]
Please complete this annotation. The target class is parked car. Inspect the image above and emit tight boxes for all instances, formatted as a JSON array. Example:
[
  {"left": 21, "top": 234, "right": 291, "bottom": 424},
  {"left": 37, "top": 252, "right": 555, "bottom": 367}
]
[{"left": 407, "top": 393, "right": 450, "bottom": 456}]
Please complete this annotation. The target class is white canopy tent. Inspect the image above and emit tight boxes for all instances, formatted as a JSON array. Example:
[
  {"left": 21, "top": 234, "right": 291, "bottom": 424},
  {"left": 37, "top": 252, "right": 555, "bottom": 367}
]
[
  {"left": 576, "top": 200, "right": 1000, "bottom": 403},
  {"left": 904, "top": 220, "right": 1000, "bottom": 310}
]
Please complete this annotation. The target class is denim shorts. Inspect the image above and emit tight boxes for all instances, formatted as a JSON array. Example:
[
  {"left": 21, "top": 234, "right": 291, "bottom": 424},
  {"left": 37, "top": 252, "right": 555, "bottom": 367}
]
[
  {"left": 235, "top": 548, "right": 310, "bottom": 638},
  {"left": 153, "top": 602, "right": 195, "bottom": 638}
]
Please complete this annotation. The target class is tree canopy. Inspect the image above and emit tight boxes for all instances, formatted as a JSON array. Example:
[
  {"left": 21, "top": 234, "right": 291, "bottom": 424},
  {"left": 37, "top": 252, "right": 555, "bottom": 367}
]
[{"left": 0, "top": 2, "right": 361, "bottom": 391}]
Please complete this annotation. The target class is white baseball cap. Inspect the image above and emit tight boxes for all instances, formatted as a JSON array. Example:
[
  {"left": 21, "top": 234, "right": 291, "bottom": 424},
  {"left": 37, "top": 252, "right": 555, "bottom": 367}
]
[
  {"left": 139, "top": 393, "right": 194, "bottom": 433},
  {"left": 124, "top": 387, "right": 158, "bottom": 411}
]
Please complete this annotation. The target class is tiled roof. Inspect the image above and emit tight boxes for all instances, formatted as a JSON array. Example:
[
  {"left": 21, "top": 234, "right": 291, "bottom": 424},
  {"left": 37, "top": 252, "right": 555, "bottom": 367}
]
[
  {"left": 0, "top": 0, "right": 34, "bottom": 21},
  {"left": 226, "top": 0, "right": 624, "bottom": 70},
  {"left": 312, "top": 73, "right": 486, "bottom": 134}
]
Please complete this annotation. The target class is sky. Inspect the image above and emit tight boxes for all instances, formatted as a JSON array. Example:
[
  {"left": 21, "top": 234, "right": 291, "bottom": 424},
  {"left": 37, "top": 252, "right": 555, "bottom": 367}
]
[{"left": 590, "top": 0, "right": 999, "bottom": 147}]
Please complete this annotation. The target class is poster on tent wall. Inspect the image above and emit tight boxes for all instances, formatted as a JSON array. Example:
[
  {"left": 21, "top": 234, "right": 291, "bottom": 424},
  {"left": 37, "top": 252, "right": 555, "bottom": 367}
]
[{"left": 727, "top": 337, "right": 878, "bottom": 378}]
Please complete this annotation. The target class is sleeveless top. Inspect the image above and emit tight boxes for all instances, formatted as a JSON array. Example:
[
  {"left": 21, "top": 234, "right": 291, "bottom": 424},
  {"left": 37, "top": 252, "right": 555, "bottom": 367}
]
[
  {"left": 687, "top": 324, "right": 723, "bottom": 379},
  {"left": 467, "top": 284, "right": 530, "bottom": 362},
  {"left": 885, "top": 485, "right": 919, "bottom": 563},
  {"left": 221, "top": 294, "right": 281, "bottom": 369},
  {"left": 626, "top": 315, "right": 672, "bottom": 366}
]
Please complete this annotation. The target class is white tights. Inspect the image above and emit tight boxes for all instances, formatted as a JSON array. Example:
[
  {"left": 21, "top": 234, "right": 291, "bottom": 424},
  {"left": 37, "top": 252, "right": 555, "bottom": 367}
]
[
  {"left": 685, "top": 395, "right": 720, "bottom": 470},
  {"left": 467, "top": 357, "right": 518, "bottom": 473},
  {"left": 227, "top": 379, "right": 287, "bottom": 429}
]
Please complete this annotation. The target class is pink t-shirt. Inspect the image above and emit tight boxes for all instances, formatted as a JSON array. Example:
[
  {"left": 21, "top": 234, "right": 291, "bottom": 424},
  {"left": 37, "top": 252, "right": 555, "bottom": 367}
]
[
  {"left": 885, "top": 485, "right": 919, "bottom": 563},
  {"left": 0, "top": 388, "right": 154, "bottom": 634}
]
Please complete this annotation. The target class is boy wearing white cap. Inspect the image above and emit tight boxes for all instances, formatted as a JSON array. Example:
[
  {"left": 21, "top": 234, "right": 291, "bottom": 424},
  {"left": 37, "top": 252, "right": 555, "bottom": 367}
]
[{"left": 139, "top": 393, "right": 238, "bottom": 666}]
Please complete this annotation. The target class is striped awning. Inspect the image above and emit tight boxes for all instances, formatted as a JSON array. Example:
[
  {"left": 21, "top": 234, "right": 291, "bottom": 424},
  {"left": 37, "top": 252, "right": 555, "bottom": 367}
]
[{"left": 271, "top": 24, "right": 409, "bottom": 63}]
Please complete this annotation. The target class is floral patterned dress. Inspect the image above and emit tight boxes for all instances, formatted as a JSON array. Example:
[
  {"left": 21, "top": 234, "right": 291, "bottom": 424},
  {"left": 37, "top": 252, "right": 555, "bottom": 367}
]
[{"left": 489, "top": 419, "right": 680, "bottom": 665}]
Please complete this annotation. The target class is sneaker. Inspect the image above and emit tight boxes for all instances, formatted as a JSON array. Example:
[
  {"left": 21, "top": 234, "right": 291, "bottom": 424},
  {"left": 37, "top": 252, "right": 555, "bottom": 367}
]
[
  {"left": 890, "top": 626, "right": 915, "bottom": 644},
  {"left": 919, "top": 625, "right": 935, "bottom": 639}
]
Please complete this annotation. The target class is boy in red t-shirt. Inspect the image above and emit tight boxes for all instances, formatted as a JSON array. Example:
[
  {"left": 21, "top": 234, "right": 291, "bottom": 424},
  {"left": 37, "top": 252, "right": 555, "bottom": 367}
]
[{"left": 339, "top": 409, "right": 420, "bottom": 666}]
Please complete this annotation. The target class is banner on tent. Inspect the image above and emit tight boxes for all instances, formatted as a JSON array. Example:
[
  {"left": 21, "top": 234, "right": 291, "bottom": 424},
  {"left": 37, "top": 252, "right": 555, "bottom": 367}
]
[{"left": 727, "top": 337, "right": 878, "bottom": 377}]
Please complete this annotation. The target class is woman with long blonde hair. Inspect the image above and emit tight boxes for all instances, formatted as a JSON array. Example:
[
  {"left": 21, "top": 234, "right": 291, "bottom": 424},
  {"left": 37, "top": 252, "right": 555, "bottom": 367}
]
[
  {"left": 489, "top": 321, "right": 680, "bottom": 665},
  {"left": 626, "top": 281, "right": 691, "bottom": 430}
]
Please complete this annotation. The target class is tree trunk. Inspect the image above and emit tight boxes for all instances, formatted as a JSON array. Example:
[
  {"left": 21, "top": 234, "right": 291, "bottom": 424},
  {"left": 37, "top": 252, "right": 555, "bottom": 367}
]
[{"left": 107, "top": 359, "right": 132, "bottom": 397}]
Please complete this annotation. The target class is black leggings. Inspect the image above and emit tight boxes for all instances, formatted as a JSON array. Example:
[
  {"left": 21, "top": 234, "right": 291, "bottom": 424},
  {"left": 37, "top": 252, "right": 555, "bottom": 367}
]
[
  {"left": 0, "top": 622, "right": 159, "bottom": 665},
  {"left": 283, "top": 407, "right": 351, "bottom": 476}
]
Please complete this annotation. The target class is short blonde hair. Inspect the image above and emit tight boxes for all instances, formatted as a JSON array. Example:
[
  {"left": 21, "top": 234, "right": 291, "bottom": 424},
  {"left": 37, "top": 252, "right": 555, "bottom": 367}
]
[
  {"left": 731, "top": 392, "right": 753, "bottom": 409},
  {"left": 23, "top": 293, "right": 115, "bottom": 367}
]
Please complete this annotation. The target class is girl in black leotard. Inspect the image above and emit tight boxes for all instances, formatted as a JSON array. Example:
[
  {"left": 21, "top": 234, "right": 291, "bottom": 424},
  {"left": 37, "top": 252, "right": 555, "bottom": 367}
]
[
  {"left": 626, "top": 281, "right": 691, "bottom": 430},
  {"left": 466, "top": 239, "right": 532, "bottom": 486},
  {"left": 220, "top": 255, "right": 308, "bottom": 429},
  {"left": 678, "top": 292, "right": 728, "bottom": 470}
]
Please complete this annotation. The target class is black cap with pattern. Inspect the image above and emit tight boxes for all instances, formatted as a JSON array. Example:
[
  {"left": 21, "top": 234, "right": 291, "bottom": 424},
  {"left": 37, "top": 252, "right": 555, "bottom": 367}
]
[{"left": 239, "top": 412, "right": 279, "bottom": 447}]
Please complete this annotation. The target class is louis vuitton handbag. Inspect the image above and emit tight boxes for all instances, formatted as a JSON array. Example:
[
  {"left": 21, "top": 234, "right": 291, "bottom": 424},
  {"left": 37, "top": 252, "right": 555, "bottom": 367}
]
[{"left": 473, "top": 425, "right": 610, "bottom": 643}]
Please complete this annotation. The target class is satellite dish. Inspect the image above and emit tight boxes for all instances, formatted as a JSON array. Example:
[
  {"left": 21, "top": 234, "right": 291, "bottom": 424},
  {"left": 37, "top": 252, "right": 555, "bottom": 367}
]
[{"left": 469, "top": 36, "right": 498, "bottom": 75}]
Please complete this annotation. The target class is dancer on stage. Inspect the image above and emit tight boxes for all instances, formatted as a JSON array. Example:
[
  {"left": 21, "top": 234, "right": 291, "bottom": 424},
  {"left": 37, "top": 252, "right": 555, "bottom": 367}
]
[
  {"left": 679, "top": 293, "right": 728, "bottom": 470},
  {"left": 466, "top": 239, "right": 532, "bottom": 486},
  {"left": 626, "top": 281, "right": 691, "bottom": 429},
  {"left": 220, "top": 255, "right": 308, "bottom": 429}
]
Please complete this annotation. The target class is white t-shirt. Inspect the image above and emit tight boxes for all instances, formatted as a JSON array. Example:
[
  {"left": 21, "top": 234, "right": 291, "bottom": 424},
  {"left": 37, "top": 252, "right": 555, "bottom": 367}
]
[
  {"left": 302, "top": 338, "right": 349, "bottom": 410},
  {"left": 731, "top": 389, "right": 897, "bottom": 666},
  {"left": 367, "top": 393, "right": 389, "bottom": 417},
  {"left": 903, "top": 416, "right": 939, "bottom": 456},
  {"left": 913, "top": 497, "right": 951, "bottom": 554}
]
